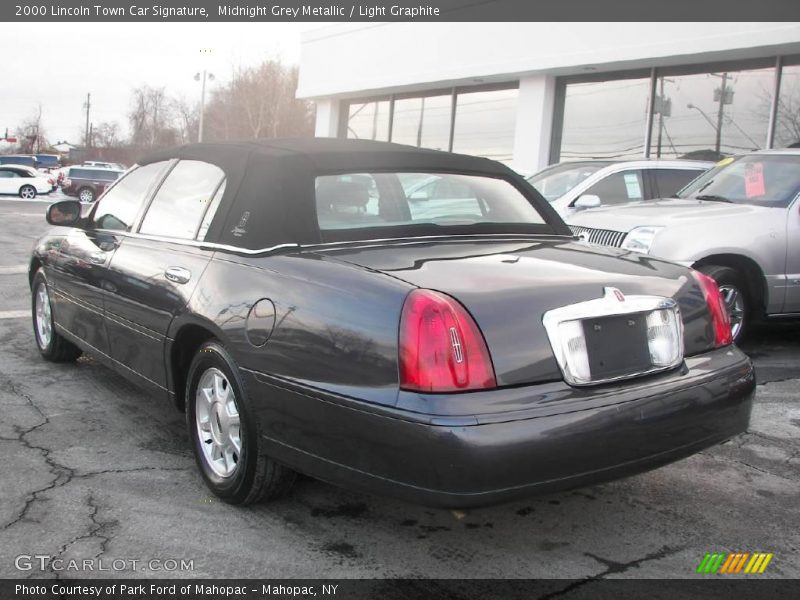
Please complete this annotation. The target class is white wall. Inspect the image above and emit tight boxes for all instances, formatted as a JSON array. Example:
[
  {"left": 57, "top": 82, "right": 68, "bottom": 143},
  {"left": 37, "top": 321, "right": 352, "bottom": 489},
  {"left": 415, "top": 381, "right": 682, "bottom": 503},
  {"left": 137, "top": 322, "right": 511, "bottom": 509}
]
[{"left": 298, "top": 22, "right": 800, "bottom": 100}]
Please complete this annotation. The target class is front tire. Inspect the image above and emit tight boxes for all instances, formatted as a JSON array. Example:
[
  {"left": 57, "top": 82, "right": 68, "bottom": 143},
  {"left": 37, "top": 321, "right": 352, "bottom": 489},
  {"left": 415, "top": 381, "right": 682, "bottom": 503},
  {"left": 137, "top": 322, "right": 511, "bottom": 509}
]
[
  {"left": 186, "top": 341, "right": 295, "bottom": 504},
  {"left": 698, "top": 264, "right": 749, "bottom": 342},
  {"left": 19, "top": 185, "right": 36, "bottom": 199},
  {"left": 31, "top": 270, "right": 82, "bottom": 362}
]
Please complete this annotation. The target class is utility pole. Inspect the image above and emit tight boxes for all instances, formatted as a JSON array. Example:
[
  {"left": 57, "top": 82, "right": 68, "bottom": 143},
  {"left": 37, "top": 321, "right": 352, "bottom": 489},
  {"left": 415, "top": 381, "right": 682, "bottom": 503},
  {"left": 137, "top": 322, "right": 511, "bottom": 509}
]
[
  {"left": 714, "top": 73, "right": 728, "bottom": 157},
  {"left": 199, "top": 70, "right": 207, "bottom": 142},
  {"left": 84, "top": 93, "right": 91, "bottom": 147}
]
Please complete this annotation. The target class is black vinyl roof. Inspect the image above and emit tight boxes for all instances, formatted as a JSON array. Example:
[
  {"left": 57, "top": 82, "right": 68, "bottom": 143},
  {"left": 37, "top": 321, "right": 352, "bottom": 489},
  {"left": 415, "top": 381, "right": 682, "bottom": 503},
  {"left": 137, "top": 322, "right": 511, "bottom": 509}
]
[
  {"left": 139, "top": 138, "right": 512, "bottom": 176},
  {"left": 136, "top": 138, "right": 565, "bottom": 249}
]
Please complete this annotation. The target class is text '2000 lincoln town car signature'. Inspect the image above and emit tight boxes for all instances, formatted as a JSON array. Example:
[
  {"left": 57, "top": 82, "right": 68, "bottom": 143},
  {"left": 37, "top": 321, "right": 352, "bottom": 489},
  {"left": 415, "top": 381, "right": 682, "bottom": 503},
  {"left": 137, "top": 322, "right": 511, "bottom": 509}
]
[{"left": 30, "top": 139, "right": 755, "bottom": 508}]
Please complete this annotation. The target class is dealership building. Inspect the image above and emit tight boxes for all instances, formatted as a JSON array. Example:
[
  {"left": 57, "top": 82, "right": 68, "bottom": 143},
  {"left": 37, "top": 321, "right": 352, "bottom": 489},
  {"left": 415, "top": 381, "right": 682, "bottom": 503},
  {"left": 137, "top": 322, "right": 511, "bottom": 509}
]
[{"left": 297, "top": 22, "right": 800, "bottom": 172}]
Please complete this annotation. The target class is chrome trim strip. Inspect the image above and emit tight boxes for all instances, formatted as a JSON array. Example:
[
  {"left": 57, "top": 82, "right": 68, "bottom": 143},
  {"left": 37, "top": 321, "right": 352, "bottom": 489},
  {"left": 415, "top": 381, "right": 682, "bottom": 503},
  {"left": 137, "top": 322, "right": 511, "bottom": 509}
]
[{"left": 90, "top": 230, "right": 571, "bottom": 256}]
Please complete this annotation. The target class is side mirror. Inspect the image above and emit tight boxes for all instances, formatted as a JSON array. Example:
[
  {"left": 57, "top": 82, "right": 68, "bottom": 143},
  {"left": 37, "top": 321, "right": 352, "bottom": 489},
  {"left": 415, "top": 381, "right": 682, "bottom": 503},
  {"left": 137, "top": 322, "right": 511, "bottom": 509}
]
[
  {"left": 574, "top": 194, "right": 602, "bottom": 209},
  {"left": 46, "top": 200, "right": 82, "bottom": 227}
]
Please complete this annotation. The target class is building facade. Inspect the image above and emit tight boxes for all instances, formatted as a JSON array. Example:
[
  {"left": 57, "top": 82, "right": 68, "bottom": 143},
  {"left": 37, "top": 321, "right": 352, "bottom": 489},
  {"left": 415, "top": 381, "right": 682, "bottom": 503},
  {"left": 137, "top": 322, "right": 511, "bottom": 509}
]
[{"left": 298, "top": 22, "right": 800, "bottom": 172}]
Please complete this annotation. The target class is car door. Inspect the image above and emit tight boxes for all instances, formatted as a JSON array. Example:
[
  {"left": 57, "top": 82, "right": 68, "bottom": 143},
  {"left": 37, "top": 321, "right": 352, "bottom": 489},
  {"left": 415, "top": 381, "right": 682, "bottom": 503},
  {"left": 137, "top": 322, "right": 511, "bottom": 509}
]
[
  {"left": 104, "top": 159, "right": 226, "bottom": 388},
  {"left": 0, "top": 169, "right": 16, "bottom": 194},
  {"left": 784, "top": 195, "right": 800, "bottom": 313},
  {"left": 49, "top": 161, "right": 171, "bottom": 355}
]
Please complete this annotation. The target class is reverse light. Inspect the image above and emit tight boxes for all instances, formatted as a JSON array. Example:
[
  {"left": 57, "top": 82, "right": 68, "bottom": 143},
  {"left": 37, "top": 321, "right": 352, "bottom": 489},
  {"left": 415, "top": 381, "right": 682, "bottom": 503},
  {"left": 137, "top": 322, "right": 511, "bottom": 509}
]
[
  {"left": 692, "top": 271, "right": 733, "bottom": 347},
  {"left": 399, "top": 289, "right": 496, "bottom": 393},
  {"left": 621, "top": 226, "right": 663, "bottom": 254}
]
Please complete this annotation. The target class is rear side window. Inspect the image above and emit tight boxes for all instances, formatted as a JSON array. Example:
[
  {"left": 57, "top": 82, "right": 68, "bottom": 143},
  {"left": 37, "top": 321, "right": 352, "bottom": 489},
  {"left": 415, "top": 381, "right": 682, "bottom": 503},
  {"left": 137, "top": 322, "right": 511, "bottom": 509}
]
[
  {"left": 316, "top": 171, "right": 547, "bottom": 238},
  {"left": 652, "top": 168, "right": 704, "bottom": 198},
  {"left": 92, "top": 162, "right": 169, "bottom": 231},
  {"left": 69, "top": 168, "right": 121, "bottom": 181},
  {"left": 139, "top": 160, "right": 225, "bottom": 240}
]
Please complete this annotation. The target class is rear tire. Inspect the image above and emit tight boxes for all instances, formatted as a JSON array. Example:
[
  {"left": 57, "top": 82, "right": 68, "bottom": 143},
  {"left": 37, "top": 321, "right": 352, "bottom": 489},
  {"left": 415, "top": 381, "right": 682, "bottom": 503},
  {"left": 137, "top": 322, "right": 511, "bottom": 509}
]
[
  {"left": 697, "top": 264, "right": 749, "bottom": 342},
  {"left": 31, "top": 270, "right": 82, "bottom": 362},
  {"left": 186, "top": 341, "right": 296, "bottom": 505},
  {"left": 77, "top": 187, "right": 95, "bottom": 202},
  {"left": 19, "top": 185, "right": 36, "bottom": 200}
]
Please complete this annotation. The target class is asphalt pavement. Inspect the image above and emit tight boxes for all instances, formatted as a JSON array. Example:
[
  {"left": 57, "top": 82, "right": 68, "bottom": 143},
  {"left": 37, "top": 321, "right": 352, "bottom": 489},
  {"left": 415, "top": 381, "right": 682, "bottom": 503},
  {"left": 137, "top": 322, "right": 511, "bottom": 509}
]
[{"left": 0, "top": 197, "right": 797, "bottom": 581}]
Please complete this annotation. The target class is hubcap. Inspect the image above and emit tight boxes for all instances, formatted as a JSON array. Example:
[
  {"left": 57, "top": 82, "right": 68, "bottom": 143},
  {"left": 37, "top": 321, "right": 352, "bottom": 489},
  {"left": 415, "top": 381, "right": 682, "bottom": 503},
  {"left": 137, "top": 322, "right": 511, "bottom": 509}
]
[
  {"left": 195, "top": 368, "right": 241, "bottom": 478},
  {"left": 719, "top": 284, "right": 745, "bottom": 340},
  {"left": 79, "top": 189, "right": 93, "bottom": 202},
  {"left": 34, "top": 282, "right": 53, "bottom": 349},
  {"left": 21, "top": 186, "right": 35, "bottom": 199}
]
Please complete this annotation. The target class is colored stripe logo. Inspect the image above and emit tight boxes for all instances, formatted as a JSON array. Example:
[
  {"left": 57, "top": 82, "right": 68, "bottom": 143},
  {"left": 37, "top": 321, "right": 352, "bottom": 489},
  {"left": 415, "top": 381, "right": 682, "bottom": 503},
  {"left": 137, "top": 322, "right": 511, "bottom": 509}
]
[{"left": 697, "top": 552, "right": 773, "bottom": 574}]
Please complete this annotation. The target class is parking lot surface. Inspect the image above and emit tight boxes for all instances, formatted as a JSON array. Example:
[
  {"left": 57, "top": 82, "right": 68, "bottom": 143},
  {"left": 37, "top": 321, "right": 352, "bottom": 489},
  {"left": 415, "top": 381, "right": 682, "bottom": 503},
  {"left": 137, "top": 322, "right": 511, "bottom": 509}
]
[{"left": 0, "top": 198, "right": 798, "bottom": 580}]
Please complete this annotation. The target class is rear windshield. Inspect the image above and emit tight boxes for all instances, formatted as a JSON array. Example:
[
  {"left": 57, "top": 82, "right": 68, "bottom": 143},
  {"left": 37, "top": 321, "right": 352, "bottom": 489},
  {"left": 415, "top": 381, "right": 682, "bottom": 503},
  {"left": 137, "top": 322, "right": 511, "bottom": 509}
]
[
  {"left": 69, "top": 168, "right": 121, "bottom": 181},
  {"left": 315, "top": 172, "right": 552, "bottom": 241}
]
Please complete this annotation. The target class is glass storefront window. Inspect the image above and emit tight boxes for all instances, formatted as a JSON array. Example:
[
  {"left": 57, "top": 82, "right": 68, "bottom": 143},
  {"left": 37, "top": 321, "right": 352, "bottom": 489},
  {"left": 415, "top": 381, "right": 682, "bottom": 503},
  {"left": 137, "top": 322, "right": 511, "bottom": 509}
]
[
  {"left": 345, "top": 100, "right": 390, "bottom": 141},
  {"left": 775, "top": 64, "right": 800, "bottom": 148},
  {"left": 648, "top": 67, "right": 774, "bottom": 160},
  {"left": 559, "top": 77, "right": 651, "bottom": 161},
  {"left": 452, "top": 88, "right": 518, "bottom": 162},
  {"left": 391, "top": 94, "right": 451, "bottom": 151}
]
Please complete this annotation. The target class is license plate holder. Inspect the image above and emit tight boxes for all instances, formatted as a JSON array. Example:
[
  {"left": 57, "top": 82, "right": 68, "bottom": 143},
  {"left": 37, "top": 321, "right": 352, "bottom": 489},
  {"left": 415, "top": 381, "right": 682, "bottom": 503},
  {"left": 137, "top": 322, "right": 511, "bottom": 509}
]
[{"left": 583, "top": 313, "right": 651, "bottom": 381}]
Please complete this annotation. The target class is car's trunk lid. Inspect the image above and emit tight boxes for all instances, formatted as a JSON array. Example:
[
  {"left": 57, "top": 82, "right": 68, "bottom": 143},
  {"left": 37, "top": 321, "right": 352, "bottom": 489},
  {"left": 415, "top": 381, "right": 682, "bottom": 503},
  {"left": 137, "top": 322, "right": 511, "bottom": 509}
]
[{"left": 316, "top": 237, "right": 714, "bottom": 387}]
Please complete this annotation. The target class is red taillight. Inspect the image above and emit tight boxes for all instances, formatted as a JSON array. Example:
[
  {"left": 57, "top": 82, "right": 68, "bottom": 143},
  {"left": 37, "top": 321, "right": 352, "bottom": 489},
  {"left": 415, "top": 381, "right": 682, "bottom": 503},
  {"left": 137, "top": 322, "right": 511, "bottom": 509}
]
[
  {"left": 692, "top": 271, "right": 733, "bottom": 347},
  {"left": 399, "top": 289, "right": 496, "bottom": 393}
]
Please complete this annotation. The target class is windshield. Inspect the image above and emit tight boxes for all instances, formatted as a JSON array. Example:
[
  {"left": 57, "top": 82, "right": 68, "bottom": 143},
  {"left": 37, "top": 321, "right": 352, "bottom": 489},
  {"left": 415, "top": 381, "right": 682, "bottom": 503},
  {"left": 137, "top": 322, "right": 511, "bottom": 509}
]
[
  {"left": 677, "top": 154, "right": 800, "bottom": 208},
  {"left": 315, "top": 172, "right": 555, "bottom": 241},
  {"left": 527, "top": 162, "right": 611, "bottom": 202}
]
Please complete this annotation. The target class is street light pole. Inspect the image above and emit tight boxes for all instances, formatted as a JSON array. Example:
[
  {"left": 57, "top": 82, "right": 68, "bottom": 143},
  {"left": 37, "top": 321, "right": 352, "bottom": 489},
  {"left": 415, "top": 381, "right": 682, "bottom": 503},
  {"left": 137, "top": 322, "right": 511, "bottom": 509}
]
[
  {"left": 199, "top": 69, "right": 207, "bottom": 143},
  {"left": 194, "top": 70, "right": 214, "bottom": 143}
]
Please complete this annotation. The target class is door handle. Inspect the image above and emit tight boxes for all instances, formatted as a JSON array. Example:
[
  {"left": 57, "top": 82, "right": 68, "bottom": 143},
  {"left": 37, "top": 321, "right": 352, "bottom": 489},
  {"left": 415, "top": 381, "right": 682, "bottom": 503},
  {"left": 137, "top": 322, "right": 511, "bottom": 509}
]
[
  {"left": 165, "top": 266, "right": 191, "bottom": 284},
  {"left": 89, "top": 252, "right": 107, "bottom": 265}
]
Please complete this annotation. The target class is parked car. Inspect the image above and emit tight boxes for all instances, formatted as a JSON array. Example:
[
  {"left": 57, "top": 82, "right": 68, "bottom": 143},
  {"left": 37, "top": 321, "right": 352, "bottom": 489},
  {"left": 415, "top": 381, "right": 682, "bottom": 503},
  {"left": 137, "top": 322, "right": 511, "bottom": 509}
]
[
  {"left": 30, "top": 139, "right": 754, "bottom": 508},
  {"left": 528, "top": 159, "right": 712, "bottom": 216},
  {"left": 567, "top": 149, "right": 800, "bottom": 341},
  {"left": 62, "top": 166, "right": 124, "bottom": 202},
  {"left": 82, "top": 160, "right": 125, "bottom": 170},
  {"left": 0, "top": 164, "right": 54, "bottom": 198},
  {"left": 0, "top": 154, "right": 38, "bottom": 168}
]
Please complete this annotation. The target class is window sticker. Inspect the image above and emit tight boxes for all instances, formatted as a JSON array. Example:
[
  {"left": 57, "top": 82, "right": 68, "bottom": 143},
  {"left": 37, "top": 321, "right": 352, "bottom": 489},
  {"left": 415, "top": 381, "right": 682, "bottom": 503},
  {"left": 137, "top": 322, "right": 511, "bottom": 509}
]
[
  {"left": 623, "top": 173, "right": 642, "bottom": 199},
  {"left": 744, "top": 162, "right": 766, "bottom": 198}
]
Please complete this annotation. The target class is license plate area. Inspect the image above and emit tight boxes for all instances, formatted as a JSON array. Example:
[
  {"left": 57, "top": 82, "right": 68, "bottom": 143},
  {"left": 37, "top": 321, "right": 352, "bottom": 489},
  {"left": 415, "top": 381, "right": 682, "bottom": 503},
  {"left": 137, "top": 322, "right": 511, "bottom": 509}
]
[
  {"left": 583, "top": 313, "right": 651, "bottom": 380},
  {"left": 542, "top": 287, "right": 685, "bottom": 387}
]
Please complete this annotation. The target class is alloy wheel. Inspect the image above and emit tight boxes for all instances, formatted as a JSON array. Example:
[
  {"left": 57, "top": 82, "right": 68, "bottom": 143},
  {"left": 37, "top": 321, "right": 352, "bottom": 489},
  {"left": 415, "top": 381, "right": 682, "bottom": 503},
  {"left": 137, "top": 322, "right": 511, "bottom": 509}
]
[
  {"left": 195, "top": 367, "right": 242, "bottom": 478},
  {"left": 34, "top": 282, "right": 53, "bottom": 349},
  {"left": 79, "top": 189, "right": 94, "bottom": 202},
  {"left": 719, "top": 284, "right": 745, "bottom": 340},
  {"left": 20, "top": 186, "right": 36, "bottom": 199}
]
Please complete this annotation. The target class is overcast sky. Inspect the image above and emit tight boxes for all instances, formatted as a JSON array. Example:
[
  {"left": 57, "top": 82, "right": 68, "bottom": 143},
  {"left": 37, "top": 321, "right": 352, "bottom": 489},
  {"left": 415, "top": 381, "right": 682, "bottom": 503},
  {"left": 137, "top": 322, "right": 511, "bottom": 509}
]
[{"left": 0, "top": 23, "right": 321, "bottom": 144}]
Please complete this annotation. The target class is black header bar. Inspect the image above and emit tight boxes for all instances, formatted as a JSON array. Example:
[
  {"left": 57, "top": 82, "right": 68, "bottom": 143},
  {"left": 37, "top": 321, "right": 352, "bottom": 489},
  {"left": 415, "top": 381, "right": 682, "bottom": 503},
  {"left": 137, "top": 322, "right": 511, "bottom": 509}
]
[{"left": 3, "top": 0, "right": 800, "bottom": 22}]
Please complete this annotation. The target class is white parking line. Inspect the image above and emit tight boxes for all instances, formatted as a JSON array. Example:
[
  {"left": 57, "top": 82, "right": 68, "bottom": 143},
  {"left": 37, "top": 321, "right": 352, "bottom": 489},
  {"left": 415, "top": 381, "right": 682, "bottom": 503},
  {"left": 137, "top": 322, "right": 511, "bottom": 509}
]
[
  {"left": 0, "top": 266, "right": 28, "bottom": 275},
  {"left": 0, "top": 310, "right": 29, "bottom": 319}
]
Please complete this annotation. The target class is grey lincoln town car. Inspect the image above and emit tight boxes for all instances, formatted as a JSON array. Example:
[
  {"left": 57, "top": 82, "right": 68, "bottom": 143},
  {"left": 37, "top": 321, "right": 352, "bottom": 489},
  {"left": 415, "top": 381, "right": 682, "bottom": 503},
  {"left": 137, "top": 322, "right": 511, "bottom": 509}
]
[{"left": 31, "top": 139, "right": 755, "bottom": 507}]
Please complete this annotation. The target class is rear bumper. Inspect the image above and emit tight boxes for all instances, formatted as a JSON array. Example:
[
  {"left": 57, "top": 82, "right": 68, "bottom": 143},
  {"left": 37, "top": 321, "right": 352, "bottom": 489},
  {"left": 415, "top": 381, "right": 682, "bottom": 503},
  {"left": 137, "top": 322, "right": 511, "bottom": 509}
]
[{"left": 244, "top": 346, "right": 754, "bottom": 508}]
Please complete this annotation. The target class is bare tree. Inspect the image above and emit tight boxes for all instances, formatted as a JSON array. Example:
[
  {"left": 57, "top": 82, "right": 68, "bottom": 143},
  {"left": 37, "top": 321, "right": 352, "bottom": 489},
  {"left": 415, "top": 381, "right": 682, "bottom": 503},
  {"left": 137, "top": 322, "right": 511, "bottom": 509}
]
[
  {"left": 774, "top": 79, "right": 800, "bottom": 147},
  {"left": 128, "top": 85, "right": 178, "bottom": 149},
  {"left": 204, "top": 59, "right": 313, "bottom": 142},
  {"left": 17, "top": 104, "right": 46, "bottom": 154},
  {"left": 93, "top": 121, "right": 121, "bottom": 148},
  {"left": 171, "top": 95, "right": 199, "bottom": 144}
]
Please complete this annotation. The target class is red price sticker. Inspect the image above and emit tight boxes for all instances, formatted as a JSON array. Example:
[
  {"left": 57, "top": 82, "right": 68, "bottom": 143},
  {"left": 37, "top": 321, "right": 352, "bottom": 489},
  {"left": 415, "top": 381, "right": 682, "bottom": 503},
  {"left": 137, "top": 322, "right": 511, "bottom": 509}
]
[{"left": 744, "top": 162, "right": 766, "bottom": 198}]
